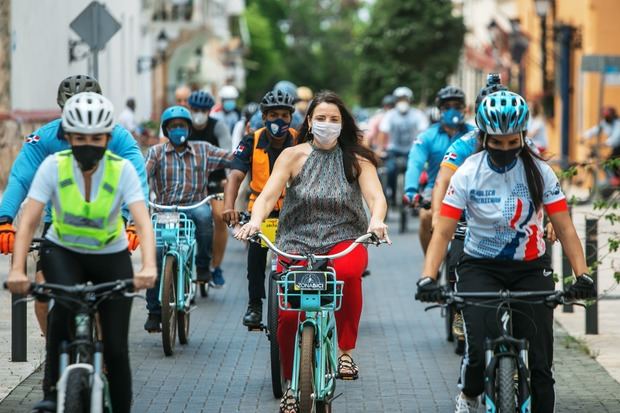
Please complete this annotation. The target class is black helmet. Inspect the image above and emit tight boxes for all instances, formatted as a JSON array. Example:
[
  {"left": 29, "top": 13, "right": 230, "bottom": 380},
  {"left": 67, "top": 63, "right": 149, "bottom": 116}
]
[
  {"left": 381, "top": 94, "right": 396, "bottom": 108},
  {"left": 57, "top": 75, "right": 102, "bottom": 109},
  {"left": 435, "top": 86, "right": 465, "bottom": 108},
  {"left": 474, "top": 73, "right": 509, "bottom": 111},
  {"left": 260, "top": 90, "right": 295, "bottom": 113}
]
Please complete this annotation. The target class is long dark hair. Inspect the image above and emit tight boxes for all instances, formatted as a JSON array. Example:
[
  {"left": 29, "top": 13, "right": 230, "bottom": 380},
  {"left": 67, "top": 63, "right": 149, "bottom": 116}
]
[
  {"left": 480, "top": 131, "right": 546, "bottom": 210},
  {"left": 298, "top": 91, "right": 377, "bottom": 182}
]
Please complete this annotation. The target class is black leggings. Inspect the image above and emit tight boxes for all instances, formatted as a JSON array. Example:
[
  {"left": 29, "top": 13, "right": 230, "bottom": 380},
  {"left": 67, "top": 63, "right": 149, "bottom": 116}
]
[
  {"left": 456, "top": 254, "right": 555, "bottom": 413},
  {"left": 41, "top": 242, "right": 134, "bottom": 413}
]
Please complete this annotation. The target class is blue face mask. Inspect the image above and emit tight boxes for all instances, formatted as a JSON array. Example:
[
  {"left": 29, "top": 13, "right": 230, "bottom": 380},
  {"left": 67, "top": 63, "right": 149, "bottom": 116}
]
[
  {"left": 265, "top": 118, "right": 290, "bottom": 138},
  {"left": 223, "top": 100, "right": 236, "bottom": 112},
  {"left": 441, "top": 108, "right": 464, "bottom": 128},
  {"left": 168, "top": 127, "right": 189, "bottom": 146}
]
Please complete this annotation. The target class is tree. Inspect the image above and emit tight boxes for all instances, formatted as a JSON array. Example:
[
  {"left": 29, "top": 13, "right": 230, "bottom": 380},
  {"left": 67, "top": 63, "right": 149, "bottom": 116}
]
[{"left": 357, "top": 0, "right": 465, "bottom": 106}]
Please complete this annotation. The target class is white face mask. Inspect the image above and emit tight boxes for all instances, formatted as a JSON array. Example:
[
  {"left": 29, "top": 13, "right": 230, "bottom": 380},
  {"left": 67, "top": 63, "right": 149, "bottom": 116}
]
[
  {"left": 312, "top": 121, "right": 341, "bottom": 145},
  {"left": 396, "top": 101, "right": 410, "bottom": 113},
  {"left": 191, "top": 111, "right": 208, "bottom": 126}
]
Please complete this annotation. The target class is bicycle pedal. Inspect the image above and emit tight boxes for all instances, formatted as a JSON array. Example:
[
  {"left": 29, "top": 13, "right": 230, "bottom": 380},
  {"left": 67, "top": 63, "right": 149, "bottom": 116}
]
[{"left": 246, "top": 323, "right": 265, "bottom": 332}]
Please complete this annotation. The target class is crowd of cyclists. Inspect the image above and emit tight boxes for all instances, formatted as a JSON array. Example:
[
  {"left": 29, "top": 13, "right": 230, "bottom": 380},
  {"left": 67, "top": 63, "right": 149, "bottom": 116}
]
[{"left": 0, "top": 71, "right": 604, "bottom": 412}]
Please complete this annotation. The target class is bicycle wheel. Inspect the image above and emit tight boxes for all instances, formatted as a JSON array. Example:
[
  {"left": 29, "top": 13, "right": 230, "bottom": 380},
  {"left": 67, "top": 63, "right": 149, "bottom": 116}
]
[
  {"left": 178, "top": 271, "right": 191, "bottom": 345},
  {"left": 161, "top": 256, "right": 178, "bottom": 356},
  {"left": 64, "top": 367, "right": 90, "bottom": 413},
  {"left": 298, "top": 325, "right": 316, "bottom": 413},
  {"left": 497, "top": 356, "right": 517, "bottom": 412},
  {"left": 268, "top": 272, "right": 285, "bottom": 398}
]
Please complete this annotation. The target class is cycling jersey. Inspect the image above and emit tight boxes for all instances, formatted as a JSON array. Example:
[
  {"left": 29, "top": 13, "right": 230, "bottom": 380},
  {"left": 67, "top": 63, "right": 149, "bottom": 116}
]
[
  {"left": 379, "top": 107, "right": 429, "bottom": 153},
  {"left": 404, "top": 122, "right": 474, "bottom": 194},
  {"left": 441, "top": 152, "right": 567, "bottom": 260},
  {"left": 0, "top": 119, "right": 148, "bottom": 222}
]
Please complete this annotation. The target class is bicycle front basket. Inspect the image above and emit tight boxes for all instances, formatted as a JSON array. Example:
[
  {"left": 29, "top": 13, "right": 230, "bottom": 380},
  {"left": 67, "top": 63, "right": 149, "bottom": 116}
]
[
  {"left": 151, "top": 212, "right": 196, "bottom": 247},
  {"left": 277, "top": 268, "right": 343, "bottom": 312}
]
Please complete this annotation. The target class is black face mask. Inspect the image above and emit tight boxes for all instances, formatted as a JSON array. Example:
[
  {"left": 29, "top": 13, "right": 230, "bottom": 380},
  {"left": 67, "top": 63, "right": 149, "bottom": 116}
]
[
  {"left": 487, "top": 147, "right": 521, "bottom": 169},
  {"left": 72, "top": 145, "right": 106, "bottom": 171}
]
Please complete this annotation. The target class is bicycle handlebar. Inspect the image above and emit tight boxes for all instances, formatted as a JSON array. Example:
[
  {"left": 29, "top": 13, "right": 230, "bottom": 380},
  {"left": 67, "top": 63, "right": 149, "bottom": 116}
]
[
  {"left": 3, "top": 279, "right": 135, "bottom": 298},
  {"left": 149, "top": 193, "right": 223, "bottom": 211}
]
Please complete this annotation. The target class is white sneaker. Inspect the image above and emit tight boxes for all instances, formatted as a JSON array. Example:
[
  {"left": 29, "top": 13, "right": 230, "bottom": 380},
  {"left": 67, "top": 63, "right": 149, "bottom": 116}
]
[{"left": 454, "top": 393, "right": 479, "bottom": 413}]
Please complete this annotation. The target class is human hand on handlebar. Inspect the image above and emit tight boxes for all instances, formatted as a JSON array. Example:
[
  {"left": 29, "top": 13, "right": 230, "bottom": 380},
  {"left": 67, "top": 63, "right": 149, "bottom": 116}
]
[
  {"left": 367, "top": 217, "right": 391, "bottom": 244},
  {"left": 6, "top": 269, "right": 30, "bottom": 295},
  {"left": 402, "top": 192, "right": 420, "bottom": 207},
  {"left": 223, "top": 209, "right": 241, "bottom": 227},
  {"left": 415, "top": 276, "right": 442, "bottom": 302},
  {"left": 234, "top": 220, "right": 261, "bottom": 241},
  {"left": 134, "top": 265, "right": 157, "bottom": 290}
]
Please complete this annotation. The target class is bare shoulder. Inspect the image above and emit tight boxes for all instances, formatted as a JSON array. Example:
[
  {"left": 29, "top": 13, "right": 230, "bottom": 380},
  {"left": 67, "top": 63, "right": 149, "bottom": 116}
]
[{"left": 281, "top": 143, "right": 312, "bottom": 160}]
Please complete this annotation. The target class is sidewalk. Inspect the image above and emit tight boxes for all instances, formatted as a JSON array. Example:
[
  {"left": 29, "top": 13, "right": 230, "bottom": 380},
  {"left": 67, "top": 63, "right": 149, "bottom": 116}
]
[{"left": 552, "top": 203, "right": 620, "bottom": 383}]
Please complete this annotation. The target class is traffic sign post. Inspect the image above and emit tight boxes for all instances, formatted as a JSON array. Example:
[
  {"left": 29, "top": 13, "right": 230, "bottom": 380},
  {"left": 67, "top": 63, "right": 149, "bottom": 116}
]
[{"left": 69, "top": 1, "right": 121, "bottom": 79}]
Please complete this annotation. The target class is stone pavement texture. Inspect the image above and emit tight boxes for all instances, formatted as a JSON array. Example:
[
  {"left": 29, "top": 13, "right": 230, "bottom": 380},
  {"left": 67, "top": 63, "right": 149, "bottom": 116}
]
[{"left": 1, "top": 214, "right": 620, "bottom": 412}]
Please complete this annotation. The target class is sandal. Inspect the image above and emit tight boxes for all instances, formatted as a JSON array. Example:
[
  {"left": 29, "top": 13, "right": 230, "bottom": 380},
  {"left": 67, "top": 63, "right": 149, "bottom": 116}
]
[
  {"left": 279, "top": 388, "right": 299, "bottom": 413},
  {"left": 337, "top": 353, "right": 359, "bottom": 380}
]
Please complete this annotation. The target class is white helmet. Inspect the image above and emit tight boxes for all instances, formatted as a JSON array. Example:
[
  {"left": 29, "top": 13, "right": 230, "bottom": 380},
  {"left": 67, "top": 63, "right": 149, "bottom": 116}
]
[
  {"left": 393, "top": 86, "right": 413, "bottom": 100},
  {"left": 219, "top": 85, "right": 239, "bottom": 100},
  {"left": 62, "top": 92, "right": 115, "bottom": 134}
]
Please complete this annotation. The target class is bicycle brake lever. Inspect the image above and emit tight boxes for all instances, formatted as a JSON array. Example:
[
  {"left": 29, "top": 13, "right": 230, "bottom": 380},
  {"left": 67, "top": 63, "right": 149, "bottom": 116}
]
[{"left": 424, "top": 304, "right": 443, "bottom": 311}]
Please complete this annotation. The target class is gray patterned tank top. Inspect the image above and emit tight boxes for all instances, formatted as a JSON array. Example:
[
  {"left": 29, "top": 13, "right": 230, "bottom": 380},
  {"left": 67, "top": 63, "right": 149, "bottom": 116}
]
[{"left": 276, "top": 144, "right": 368, "bottom": 254}]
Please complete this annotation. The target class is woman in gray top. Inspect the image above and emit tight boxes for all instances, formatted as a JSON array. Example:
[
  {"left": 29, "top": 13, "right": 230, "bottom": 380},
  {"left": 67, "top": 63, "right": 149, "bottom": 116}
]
[{"left": 235, "top": 91, "right": 389, "bottom": 412}]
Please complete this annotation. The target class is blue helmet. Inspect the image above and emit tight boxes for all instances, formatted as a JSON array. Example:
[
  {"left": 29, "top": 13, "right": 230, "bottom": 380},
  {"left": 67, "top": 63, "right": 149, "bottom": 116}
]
[
  {"left": 273, "top": 80, "right": 298, "bottom": 100},
  {"left": 161, "top": 105, "right": 192, "bottom": 137},
  {"left": 188, "top": 90, "right": 215, "bottom": 110},
  {"left": 476, "top": 91, "right": 529, "bottom": 135}
]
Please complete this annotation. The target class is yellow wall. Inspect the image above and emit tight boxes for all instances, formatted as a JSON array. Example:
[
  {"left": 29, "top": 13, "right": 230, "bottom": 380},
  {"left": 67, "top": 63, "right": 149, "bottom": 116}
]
[{"left": 519, "top": 0, "right": 620, "bottom": 161}]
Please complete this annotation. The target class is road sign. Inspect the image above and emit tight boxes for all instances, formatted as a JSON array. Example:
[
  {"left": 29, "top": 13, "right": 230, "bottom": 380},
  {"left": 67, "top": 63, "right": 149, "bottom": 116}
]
[
  {"left": 70, "top": 1, "right": 121, "bottom": 51},
  {"left": 581, "top": 55, "right": 620, "bottom": 73}
]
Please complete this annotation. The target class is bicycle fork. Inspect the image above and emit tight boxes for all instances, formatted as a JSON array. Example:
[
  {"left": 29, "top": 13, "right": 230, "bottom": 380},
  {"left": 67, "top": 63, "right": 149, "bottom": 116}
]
[{"left": 482, "top": 337, "right": 531, "bottom": 413}]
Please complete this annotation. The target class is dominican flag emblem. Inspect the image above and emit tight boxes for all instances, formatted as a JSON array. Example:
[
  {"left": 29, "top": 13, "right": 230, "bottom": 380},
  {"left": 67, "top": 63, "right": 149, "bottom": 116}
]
[
  {"left": 25, "top": 134, "right": 40, "bottom": 144},
  {"left": 233, "top": 144, "right": 245, "bottom": 155}
]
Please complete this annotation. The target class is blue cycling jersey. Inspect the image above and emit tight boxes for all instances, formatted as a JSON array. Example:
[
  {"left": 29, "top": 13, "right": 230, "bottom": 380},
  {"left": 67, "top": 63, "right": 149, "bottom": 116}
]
[
  {"left": 404, "top": 122, "right": 474, "bottom": 195},
  {"left": 0, "top": 119, "right": 148, "bottom": 222}
]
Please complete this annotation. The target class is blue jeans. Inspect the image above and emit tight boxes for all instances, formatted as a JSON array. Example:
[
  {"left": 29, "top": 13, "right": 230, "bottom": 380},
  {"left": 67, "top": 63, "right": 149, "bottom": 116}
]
[{"left": 146, "top": 203, "right": 213, "bottom": 315}]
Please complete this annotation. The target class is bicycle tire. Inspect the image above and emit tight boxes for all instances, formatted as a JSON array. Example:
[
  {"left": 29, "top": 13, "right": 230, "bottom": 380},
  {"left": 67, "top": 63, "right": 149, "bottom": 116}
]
[
  {"left": 316, "top": 400, "right": 332, "bottom": 413},
  {"left": 442, "top": 265, "right": 454, "bottom": 342},
  {"left": 298, "top": 325, "right": 316, "bottom": 413},
  {"left": 64, "top": 367, "right": 90, "bottom": 413},
  {"left": 268, "top": 272, "right": 285, "bottom": 398},
  {"left": 161, "top": 256, "right": 177, "bottom": 356},
  {"left": 178, "top": 270, "right": 191, "bottom": 345},
  {"left": 497, "top": 356, "right": 516, "bottom": 412}
]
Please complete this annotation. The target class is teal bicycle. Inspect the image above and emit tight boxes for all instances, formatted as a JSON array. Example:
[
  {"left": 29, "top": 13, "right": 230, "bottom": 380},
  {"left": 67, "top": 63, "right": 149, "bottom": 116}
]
[
  {"left": 150, "top": 193, "right": 222, "bottom": 356},
  {"left": 251, "top": 232, "right": 381, "bottom": 412}
]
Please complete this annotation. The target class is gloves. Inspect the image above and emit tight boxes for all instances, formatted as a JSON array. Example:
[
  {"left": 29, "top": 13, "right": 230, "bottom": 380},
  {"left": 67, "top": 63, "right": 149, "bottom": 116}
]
[
  {"left": 415, "top": 276, "right": 442, "bottom": 302},
  {"left": 403, "top": 192, "right": 420, "bottom": 206},
  {"left": 565, "top": 274, "right": 597, "bottom": 300},
  {"left": 0, "top": 221, "right": 16, "bottom": 255},
  {"left": 126, "top": 225, "right": 140, "bottom": 251}
]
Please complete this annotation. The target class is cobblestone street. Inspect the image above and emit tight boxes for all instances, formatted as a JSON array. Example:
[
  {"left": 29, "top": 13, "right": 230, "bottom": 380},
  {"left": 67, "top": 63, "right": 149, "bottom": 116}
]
[{"left": 2, "top": 217, "right": 620, "bottom": 412}]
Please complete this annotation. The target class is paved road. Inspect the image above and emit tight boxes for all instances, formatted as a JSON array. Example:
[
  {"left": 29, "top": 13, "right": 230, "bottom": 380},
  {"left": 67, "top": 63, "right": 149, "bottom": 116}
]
[{"left": 2, "top": 215, "right": 620, "bottom": 412}]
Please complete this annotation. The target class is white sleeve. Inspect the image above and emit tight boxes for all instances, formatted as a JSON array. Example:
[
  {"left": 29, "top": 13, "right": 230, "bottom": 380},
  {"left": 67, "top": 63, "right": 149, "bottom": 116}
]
[
  {"left": 379, "top": 111, "right": 392, "bottom": 133},
  {"left": 540, "top": 162, "right": 565, "bottom": 205},
  {"left": 27, "top": 155, "right": 58, "bottom": 205},
  {"left": 416, "top": 110, "right": 430, "bottom": 132},
  {"left": 119, "top": 161, "right": 146, "bottom": 206},
  {"left": 442, "top": 167, "right": 468, "bottom": 210}
]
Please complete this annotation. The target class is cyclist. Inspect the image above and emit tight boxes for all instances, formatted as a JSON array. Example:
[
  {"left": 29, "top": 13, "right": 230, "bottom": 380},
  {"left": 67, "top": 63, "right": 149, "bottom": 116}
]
[
  {"left": 416, "top": 91, "right": 596, "bottom": 413},
  {"left": 233, "top": 91, "right": 389, "bottom": 413},
  {"left": 212, "top": 85, "right": 241, "bottom": 133},
  {"left": 6, "top": 92, "right": 157, "bottom": 413},
  {"left": 174, "top": 84, "right": 192, "bottom": 108},
  {"left": 232, "top": 102, "right": 260, "bottom": 150},
  {"left": 363, "top": 94, "right": 396, "bottom": 149},
  {"left": 143, "top": 105, "right": 233, "bottom": 331},
  {"left": 0, "top": 75, "right": 148, "bottom": 336},
  {"left": 249, "top": 80, "right": 305, "bottom": 132},
  {"left": 378, "top": 86, "right": 429, "bottom": 205},
  {"left": 583, "top": 106, "right": 620, "bottom": 182},
  {"left": 403, "top": 86, "right": 474, "bottom": 254},
  {"left": 222, "top": 89, "right": 299, "bottom": 329},
  {"left": 295, "top": 86, "right": 313, "bottom": 118},
  {"left": 187, "top": 90, "right": 232, "bottom": 288}
]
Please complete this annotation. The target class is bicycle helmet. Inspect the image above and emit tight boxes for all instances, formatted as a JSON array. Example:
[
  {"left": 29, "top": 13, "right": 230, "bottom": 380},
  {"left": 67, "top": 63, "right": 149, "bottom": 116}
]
[
  {"left": 57, "top": 75, "right": 102, "bottom": 109},
  {"left": 393, "top": 86, "right": 413, "bottom": 100},
  {"left": 475, "top": 82, "right": 508, "bottom": 111},
  {"left": 62, "top": 92, "right": 114, "bottom": 134},
  {"left": 260, "top": 90, "right": 295, "bottom": 113},
  {"left": 273, "top": 80, "right": 298, "bottom": 100},
  {"left": 160, "top": 105, "right": 192, "bottom": 137},
  {"left": 188, "top": 90, "right": 215, "bottom": 110},
  {"left": 476, "top": 91, "right": 529, "bottom": 135},
  {"left": 219, "top": 85, "right": 239, "bottom": 100},
  {"left": 243, "top": 102, "right": 260, "bottom": 119},
  {"left": 435, "top": 86, "right": 465, "bottom": 108},
  {"left": 381, "top": 94, "right": 397, "bottom": 108}
]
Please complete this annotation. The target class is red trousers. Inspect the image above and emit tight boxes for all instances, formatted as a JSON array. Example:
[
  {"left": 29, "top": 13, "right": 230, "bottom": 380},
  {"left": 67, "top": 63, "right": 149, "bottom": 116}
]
[{"left": 277, "top": 241, "right": 368, "bottom": 380}]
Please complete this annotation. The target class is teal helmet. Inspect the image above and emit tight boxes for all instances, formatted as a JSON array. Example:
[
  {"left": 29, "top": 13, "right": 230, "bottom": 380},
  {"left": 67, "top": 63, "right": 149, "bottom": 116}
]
[
  {"left": 476, "top": 91, "right": 529, "bottom": 135},
  {"left": 161, "top": 105, "right": 192, "bottom": 137}
]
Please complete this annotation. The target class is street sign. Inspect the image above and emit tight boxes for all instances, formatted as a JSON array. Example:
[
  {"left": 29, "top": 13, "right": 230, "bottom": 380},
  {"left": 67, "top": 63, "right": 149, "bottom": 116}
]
[
  {"left": 70, "top": 1, "right": 121, "bottom": 51},
  {"left": 581, "top": 55, "right": 620, "bottom": 73}
]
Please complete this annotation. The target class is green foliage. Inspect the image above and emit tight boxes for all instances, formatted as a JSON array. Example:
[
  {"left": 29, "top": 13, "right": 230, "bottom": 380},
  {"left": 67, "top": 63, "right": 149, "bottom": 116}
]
[{"left": 357, "top": 0, "right": 465, "bottom": 106}]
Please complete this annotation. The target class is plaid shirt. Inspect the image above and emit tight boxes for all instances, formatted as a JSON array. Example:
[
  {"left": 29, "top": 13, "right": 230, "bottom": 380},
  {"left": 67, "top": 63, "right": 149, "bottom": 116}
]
[{"left": 145, "top": 142, "right": 233, "bottom": 205}]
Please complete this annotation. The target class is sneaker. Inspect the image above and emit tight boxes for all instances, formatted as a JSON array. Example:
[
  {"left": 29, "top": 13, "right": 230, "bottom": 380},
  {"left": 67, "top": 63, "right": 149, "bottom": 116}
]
[
  {"left": 209, "top": 267, "right": 225, "bottom": 288},
  {"left": 452, "top": 312, "right": 465, "bottom": 337},
  {"left": 144, "top": 313, "right": 161, "bottom": 332},
  {"left": 454, "top": 393, "right": 479, "bottom": 413}
]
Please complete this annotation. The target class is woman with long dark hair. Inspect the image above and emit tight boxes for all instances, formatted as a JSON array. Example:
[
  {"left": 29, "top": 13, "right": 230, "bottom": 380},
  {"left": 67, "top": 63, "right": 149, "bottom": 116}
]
[
  {"left": 234, "top": 90, "right": 389, "bottom": 412},
  {"left": 416, "top": 91, "right": 595, "bottom": 413}
]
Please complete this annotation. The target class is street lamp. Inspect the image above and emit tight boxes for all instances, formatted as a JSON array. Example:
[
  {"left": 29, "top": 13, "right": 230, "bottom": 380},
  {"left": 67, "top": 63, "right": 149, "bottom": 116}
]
[
  {"left": 156, "top": 30, "right": 169, "bottom": 58},
  {"left": 535, "top": 0, "right": 551, "bottom": 93},
  {"left": 156, "top": 30, "right": 170, "bottom": 110}
]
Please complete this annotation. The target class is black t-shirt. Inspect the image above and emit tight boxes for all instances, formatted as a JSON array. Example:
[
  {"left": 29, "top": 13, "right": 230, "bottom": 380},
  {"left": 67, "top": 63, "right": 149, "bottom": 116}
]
[{"left": 190, "top": 118, "right": 225, "bottom": 183}]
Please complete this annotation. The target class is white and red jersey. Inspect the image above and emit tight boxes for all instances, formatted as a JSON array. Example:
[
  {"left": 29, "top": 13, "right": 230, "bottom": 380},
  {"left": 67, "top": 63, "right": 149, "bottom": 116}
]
[{"left": 441, "top": 151, "right": 567, "bottom": 261}]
